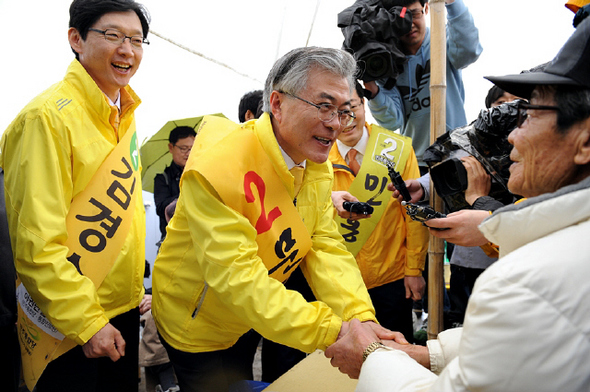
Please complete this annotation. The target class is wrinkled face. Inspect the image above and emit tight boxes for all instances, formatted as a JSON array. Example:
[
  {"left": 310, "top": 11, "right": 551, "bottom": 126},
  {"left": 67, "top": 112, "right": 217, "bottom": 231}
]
[
  {"left": 507, "top": 89, "right": 580, "bottom": 197},
  {"left": 338, "top": 88, "right": 365, "bottom": 147},
  {"left": 69, "top": 11, "right": 144, "bottom": 101},
  {"left": 400, "top": 1, "right": 429, "bottom": 55},
  {"left": 491, "top": 92, "right": 520, "bottom": 108},
  {"left": 168, "top": 136, "right": 195, "bottom": 168},
  {"left": 270, "top": 68, "right": 352, "bottom": 164}
]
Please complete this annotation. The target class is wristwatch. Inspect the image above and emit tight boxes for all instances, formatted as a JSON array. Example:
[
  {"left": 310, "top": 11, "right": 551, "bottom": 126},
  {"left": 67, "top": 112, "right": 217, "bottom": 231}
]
[{"left": 362, "top": 341, "right": 387, "bottom": 362}]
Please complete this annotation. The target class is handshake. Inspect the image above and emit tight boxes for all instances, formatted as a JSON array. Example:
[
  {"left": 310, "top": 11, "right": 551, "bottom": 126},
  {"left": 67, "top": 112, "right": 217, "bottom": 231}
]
[{"left": 325, "top": 319, "right": 429, "bottom": 379}]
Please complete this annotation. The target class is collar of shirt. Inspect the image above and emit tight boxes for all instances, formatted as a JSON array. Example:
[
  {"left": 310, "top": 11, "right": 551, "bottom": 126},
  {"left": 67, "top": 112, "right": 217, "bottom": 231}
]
[
  {"left": 278, "top": 143, "right": 307, "bottom": 170},
  {"left": 106, "top": 91, "right": 122, "bottom": 112},
  {"left": 336, "top": 125, "right": 369, "bottom": 164}
]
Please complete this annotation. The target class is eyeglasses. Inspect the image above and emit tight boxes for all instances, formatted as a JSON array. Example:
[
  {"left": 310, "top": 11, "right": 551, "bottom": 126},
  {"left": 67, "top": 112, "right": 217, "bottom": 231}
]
[
  {"left": 516, "top": 101, "right": 560, "bottom": 128},
  {"left": 88, "top": 28, "right": 149, "bottom": 49},
  {"left": 280, "top": 91, "right": 356, "bottom": 128},
  {"left": 409, "top": 8, "right": 425, "bottom": 20},
  {"left": 174, "top": 144, "right": 192, "bottom": 153}
]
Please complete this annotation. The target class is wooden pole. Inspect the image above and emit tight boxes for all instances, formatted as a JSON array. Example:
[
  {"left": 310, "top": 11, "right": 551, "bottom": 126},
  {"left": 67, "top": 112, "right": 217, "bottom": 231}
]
[{"left": 428, "top": 0, "right": 447, "bottom": 339}]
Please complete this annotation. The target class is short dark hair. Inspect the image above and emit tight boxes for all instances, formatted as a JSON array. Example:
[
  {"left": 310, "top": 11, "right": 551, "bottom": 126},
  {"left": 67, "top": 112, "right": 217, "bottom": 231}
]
[
  {"left": 485, "top": 86, "right": 506, "bottom": 109},
  {"left": 354, "top": 81, "right": 365, "bottom": 103},
  {"left": 69, "top": 0, "right": 150, "bottom": 58},
  {"left": 169, "top": 126, "right": 196, "bottom": 144},
  {"left": 238, "top": 90, "right": 263, "bottom": 122}
]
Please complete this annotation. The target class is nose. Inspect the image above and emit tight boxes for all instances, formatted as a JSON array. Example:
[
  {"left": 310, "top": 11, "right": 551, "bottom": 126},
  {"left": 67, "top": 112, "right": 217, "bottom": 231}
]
[
  {"left": 118, "top": 38, "right": 134, "bottom": 55},
  {"left": 324, "top": 113, "right": 342, "bottom": 131}
]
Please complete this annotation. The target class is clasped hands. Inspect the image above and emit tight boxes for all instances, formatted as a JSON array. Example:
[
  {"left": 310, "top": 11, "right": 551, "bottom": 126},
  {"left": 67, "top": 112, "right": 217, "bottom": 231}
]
[{"left": 325, "top": 319, "right": 409, "bottom": 379}]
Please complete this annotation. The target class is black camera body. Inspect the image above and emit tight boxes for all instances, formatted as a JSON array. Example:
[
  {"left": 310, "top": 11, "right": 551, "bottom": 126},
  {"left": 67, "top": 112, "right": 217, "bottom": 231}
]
[
  {"left": 342, "top": 201, "right": 374, "bottom": 215},
  {"left": 338, "top": 1, "right": 413, "bottom": 88},
  {"left": 424, "top": 100, "right": 522, "bottom": 212}
]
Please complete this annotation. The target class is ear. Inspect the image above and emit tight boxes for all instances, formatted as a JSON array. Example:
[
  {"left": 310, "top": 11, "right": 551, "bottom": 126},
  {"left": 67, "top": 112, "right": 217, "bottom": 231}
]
[
  {"left": 269, "top": 91, "right": 283, "bottom": 122},
  {"left": 68, "top": 27, "right": 83, "bottom": 56},
  {"left": 244, "top": 110, "right": 255, "bottom": 121},
  {"left": 573, "top": 117, "right": 590, "bottom": 166},
  {"left": 424, "top": 3, "right": 430, "bottom": 14},
  {"left": 168, "top": 142, "right": 174, "bottom": 154}
]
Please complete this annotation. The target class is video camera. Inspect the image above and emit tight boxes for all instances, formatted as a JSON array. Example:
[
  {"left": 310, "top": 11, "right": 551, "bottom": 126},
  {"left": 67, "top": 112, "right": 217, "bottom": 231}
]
[
  {"left": 338, "top": 0, "right": 413, "bottom": 89},
  {"left": 424, "top": 100, "right": 523, "bottom": 212}
]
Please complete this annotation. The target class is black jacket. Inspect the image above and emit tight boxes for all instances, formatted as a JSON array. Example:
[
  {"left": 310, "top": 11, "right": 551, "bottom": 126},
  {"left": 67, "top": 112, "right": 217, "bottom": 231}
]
[{"left": 153, "top": 162, "right": 183, "bottom": 239}]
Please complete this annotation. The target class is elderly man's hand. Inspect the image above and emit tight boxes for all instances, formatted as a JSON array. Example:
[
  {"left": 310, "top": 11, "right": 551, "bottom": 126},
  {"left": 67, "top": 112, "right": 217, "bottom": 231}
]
[
  {"left": 82, "top": 323, "right": 126, "bottom": 361},
  {"left": 426, "top": 209, "right": 490, "bottom": 247},
  {"left": 388, "top": 179, "right": 424, "bottom": 203},
  {"left": 325, "top": 319, "right": 408, "bottom": 379},
  {"left": 382, "top": 340, "right": 431, "bottom": 369}
]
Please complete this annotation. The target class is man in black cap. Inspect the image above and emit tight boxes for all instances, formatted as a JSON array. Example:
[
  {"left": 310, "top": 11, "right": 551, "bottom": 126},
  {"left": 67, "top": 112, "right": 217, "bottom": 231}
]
[{"left": 326, "top": 18, "right": 590, "bottom": 391}]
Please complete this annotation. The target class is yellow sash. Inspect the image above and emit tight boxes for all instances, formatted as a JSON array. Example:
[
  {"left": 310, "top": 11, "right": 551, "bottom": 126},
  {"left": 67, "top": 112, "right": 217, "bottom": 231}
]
[
  {"left": 336, "top": 126, "right": 412, "bottom": 256},
  {"left": 188, "top": 115, "right": 313, "bottom": 283},
  {"left": 17, "top": 128, "right": 141, "bottom": 390}
]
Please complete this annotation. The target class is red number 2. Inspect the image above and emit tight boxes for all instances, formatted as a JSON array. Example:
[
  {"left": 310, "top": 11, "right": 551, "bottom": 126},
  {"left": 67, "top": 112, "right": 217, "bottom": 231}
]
[{"left": 244, "top": 171, "right": 282, "bottom": 234}]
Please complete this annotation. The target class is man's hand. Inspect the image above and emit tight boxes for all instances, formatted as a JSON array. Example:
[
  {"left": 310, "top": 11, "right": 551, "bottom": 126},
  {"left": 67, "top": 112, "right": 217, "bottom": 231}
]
[
  {"left": 82, "top": 323, "right": 126, "bottom": 362},
  {"left": 139, "top": 294, "right": 152, "bottom": 315},
  {"left": 363, "top": 81, "right": 379, "bottom": 99},
  {"left": 462, "top": 156, "right": 491, "bottom": 205},
  {"left": 326, "top": 319, "right": 408, "bottom": 379},
  {"left": 388, "top": 179, "right": 424, "bottom": 203},
  {"left": 331, "top": 191, "right": 372, "bottom": 221},
  {"left": 426, "top": 209, "right": 490, "bottom": 247},
  {"left": 404, "top": 275, "right": 425, "bottom": 301},
  {"left": 382, "top": 340, "right": 431, "bottom": 369}
]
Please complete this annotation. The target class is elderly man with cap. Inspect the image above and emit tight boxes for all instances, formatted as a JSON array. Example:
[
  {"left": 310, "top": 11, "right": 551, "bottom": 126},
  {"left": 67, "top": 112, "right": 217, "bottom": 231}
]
[{"left": 326, "top": 17, "right": 590, "bottom": 391}]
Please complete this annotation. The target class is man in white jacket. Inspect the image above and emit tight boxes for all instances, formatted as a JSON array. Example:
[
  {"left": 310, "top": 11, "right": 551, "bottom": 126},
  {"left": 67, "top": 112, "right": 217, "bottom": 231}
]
[{"left": 326, "top": 17, "right": 590, "bottom": 392}]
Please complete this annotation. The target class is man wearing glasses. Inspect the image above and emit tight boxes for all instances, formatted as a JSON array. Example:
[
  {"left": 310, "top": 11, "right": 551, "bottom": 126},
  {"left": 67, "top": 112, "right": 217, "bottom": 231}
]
[
  {"left": 151, "top": 47, "right": 404, "bottom": 392},
  {"left": 1, "top": 0, "right": 150, "bottom": 391},
  {"left": 328, "top": 17, "right": 590, "bottom": 392},
  {"left": 154, "top": 126, "right": 196, "bottom": 242}
]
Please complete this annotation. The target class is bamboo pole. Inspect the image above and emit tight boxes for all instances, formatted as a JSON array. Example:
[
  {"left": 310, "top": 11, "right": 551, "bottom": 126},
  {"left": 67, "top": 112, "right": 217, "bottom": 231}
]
[{"left": 428, "top": 0, "right": 447, "bottom": 339}]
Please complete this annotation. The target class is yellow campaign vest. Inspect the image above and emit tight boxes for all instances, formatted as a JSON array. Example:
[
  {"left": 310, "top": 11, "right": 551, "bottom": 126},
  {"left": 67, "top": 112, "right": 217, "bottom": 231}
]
[
  {"left": 16, "top": 128, "right": 141, "bottom": 390},
  {"left": 335, "top": 126, "right": 412, "bottom": 256},
  {"left": 189, "top": 116, "right": 313, "bottom": 283}
]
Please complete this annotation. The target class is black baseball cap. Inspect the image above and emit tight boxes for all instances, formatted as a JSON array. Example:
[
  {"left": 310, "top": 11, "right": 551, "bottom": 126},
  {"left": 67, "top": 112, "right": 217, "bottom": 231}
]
[{"left": 485, "top": 18, "right": 590, "bottom": 99}]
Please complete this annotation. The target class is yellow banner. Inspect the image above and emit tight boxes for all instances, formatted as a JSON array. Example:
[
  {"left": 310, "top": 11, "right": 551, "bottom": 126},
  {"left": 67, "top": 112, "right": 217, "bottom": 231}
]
[
  {"left": 17, "top": 129, "right": 141, "bottom": 390},
  {"left": 336, "top": 126, "right": 412, "bottom": 256},
  {"left": 189, "top": 115, "right": 313, "bottom": 283}
]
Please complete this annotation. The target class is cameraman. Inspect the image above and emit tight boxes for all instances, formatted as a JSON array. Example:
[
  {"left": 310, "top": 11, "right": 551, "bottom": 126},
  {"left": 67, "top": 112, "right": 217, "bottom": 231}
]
[{"left": 363, "top": 0, "right": 482, "bottom": 174}]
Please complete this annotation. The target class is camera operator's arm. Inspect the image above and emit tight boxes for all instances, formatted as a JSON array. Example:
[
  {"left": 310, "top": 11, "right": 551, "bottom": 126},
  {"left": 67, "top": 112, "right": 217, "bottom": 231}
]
[
  {"left": 331, "top": 191, "right": 371, "bottom": 221},
  {"left": 461, "top": 156, "right": 490, "bottom": 205},
  {"left": 426, "top": 210, "right": 490, "bottom": 247}
]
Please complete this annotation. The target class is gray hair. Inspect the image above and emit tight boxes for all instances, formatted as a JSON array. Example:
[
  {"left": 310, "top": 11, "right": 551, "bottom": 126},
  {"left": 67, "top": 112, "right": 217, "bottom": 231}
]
[{"left": 262, "top": 47, "right": 358, "bottom": 113}]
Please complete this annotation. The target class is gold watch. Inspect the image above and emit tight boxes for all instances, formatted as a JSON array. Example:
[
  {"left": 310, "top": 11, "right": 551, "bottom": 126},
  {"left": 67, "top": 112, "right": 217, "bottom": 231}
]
[{"left": 362, "top": 341, "right": 386, "bottom": 362}]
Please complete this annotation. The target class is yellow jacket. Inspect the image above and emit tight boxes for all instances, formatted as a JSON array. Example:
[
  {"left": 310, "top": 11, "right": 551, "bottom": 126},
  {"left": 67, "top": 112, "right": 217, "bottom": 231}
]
[
  {"left": 152, "top": 114, "right": 375, "bottom": 354},
  {"left": 329, "top": 124, "right": 428, "bottom": 289},
  {"left": 0, "top": 60, "right": 145, "bottom": 345}
]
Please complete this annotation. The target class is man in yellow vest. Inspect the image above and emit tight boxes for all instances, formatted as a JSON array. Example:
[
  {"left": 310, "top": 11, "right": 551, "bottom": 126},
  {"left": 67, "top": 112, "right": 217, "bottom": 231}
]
[
  {"left": 152, "top": 47, "right": 405, "bottom": 392},
  {"left": 329, "top": 81, "right": 429, "bottom": 343},
  {"left": 0, "top": 0, "right": 150, "bottom": 390}
]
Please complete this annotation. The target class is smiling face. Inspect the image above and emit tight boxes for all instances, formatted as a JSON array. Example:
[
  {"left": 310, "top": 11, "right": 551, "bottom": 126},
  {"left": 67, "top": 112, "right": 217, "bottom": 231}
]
[
  {"left": 400, "top": 1, "right": 429, "bottom": 55},
  {"left": 68, "top": 11, "right": 144, "bottom": 102},
  {"left": 507, "top": 88, "right": 583, "bottom": 197},
  {"left": 270, "top": 68, "right": 352, "bottom": 164},
  {"left": 338, "top": 88, "right": 365, "bottom": 147}
]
